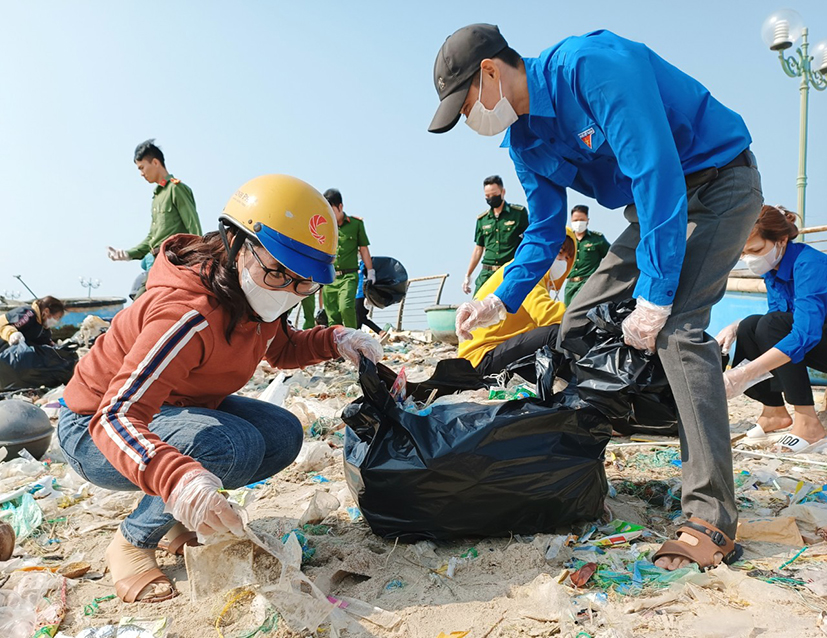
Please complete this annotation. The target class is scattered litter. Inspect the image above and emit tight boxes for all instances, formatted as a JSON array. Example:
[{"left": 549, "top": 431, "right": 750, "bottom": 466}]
[{"left": 737, "top": 516, "right": 804, "bottom": 546}]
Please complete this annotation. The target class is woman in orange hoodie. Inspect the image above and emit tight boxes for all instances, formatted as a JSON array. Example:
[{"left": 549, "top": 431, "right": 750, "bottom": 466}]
[{"left": 58, "top": 175, "right": 383, "bottom": 603}]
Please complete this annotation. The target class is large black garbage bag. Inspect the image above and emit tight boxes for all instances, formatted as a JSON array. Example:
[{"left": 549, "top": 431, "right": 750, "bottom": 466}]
[
  {"left": 375, "top": 358, "right": 490, "bottom": 402},
  {"left": 572, "top": 300, "right": 678, "bottom": 436},
  {"left": 362, "top": 257, "right": 408, "bottom": 309},
  {"left": 343, "top": 357, "right": 611, "bottom": 541},
  {"left": 0, "top": 343, "right": 78, "bottom": 391}
]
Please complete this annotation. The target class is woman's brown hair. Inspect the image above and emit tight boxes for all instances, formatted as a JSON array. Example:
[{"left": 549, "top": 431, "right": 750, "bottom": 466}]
[
  {"left": 36, "top": 296, "right": 65, "bottom": 316},
  {"left": 750, "top": 204, "right": 799, "bottom": 243},
  {"left": 166, "top": 231, "right": 251, "bottom": 343}
]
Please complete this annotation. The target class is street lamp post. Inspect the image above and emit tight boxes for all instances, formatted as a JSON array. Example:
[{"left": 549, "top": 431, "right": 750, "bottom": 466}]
[
  {"left": 79, "top": 277, "right": 101, "bottom": 299},
  {"left": 762, "top": 9, "right": 827, "bottom": 233}
]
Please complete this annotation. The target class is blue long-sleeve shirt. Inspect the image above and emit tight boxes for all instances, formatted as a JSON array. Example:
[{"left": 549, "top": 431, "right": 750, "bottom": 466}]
[
  {"left": 495, "top": 30, "right": 752, "bottom": 312},
  {"left": 764, "top": 242, "right": 827, "bottom": 363}
]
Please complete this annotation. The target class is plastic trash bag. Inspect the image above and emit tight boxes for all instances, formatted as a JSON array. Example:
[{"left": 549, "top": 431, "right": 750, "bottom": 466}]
[
  {"left": 375, "top": 358, "right": 489, "bottom": 403},
  {"left": 362, "top": 257, "right": 408, "bottom": 309},
  {"left": 0, "top": 343, "right": 78, "bottom": 391},
  {"left": 343, "top": 357, "right": 611, "bottom": 541},
  {"left": 571, "top": 300, "right": 678, "bottom": 436}
]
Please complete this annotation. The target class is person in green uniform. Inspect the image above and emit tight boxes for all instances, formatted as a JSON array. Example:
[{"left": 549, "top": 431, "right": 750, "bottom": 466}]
[
  {"left": 564, "top": 204, "right": 610, "bottom": 305},
  {"left": 107, "top": 139, "right": 202, "bottom": 299},
  {"left": 462, "top": 175, "right": 529, "bottom": 295},
  {"left": 319, "top": 189, "right": 374, "bottom": 328}
]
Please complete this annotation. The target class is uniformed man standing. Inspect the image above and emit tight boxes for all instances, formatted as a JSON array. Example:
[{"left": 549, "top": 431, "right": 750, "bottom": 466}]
[
  {"left": 107, "top": 139, "right": 202, "bottom": 299},
  {"left": 463, "top": 175, "right": 528, "bottom": 295},
  {"left": 565, "top": 204, "right": 610, "bottom": 305},
  {"left": 321, "top": 189, "right": 374, "bottom": 328}
]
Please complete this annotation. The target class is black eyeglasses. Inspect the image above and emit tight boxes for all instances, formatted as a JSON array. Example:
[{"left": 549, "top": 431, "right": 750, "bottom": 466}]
[{"left": 246, "top": 243, "right": 321, "bottom": 296}]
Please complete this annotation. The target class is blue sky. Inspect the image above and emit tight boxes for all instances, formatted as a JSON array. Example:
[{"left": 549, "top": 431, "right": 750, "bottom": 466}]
[{"left": 2, "top": 1, "right": 826, "bottom": 306}]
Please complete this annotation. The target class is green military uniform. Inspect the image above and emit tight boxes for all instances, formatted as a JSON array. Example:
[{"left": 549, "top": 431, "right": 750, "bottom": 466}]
[
  {"left": 322, "top": 214, "right": 369, "bottom": 328},
  {"left": 564, "top": 229, "right": 611, "bottom": 305},
  {"left": 473, "top": 202, "right": 529, "bottom": 293},
  {"left": 300, "top": 295, "right": 316, "bottom": 330},
  {"left": 127, "top": 175, "right": 202, "bottom": 259},
  {"left": 127, "top": 175, "right": 202, "bottom": 300}
]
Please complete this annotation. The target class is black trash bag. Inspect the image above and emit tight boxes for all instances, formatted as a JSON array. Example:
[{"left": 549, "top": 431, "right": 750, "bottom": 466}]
[
  {"left": 343, "top": 356, "right": 611, "bottom": 541},
  {"left": 572, "top": 300, "right": 678, "bottom": 436},
  {"left": 375, "top": 357, "right": 490, "bottom": 402},
  {"left": 315, "top": 308, "right": 329, "bottom": 327},
  {"left": 362, "top": 257, "right": 408, "bottom": 309},
  {"left": 0, "top": 343, "right": 78, "bottom": 391}
]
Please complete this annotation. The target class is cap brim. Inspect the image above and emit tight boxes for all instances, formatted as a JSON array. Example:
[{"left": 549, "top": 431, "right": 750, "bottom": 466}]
[{"left": 428, "top": 76, "right": 473, "bottom": 134}]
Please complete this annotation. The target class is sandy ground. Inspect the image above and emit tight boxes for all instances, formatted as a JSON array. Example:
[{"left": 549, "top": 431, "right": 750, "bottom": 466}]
[{"left": 5, "top": 335, "right": 827, "bottom": 638}]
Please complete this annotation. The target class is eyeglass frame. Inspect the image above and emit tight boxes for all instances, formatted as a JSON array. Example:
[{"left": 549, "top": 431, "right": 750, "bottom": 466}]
[{"left": 244, "top": 242, "right": 322, "bottom": 296}]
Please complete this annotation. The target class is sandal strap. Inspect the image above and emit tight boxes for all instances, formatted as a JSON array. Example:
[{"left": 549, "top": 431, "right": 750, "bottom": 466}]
[
  {"left": 160, "top": 531, "right": 199, "bottom": 556},
  {"left": 115, "top": 567, "right": 175, "bottom": 603},
  {"left": 652, "top": 517, "right": 737, "bottom": 570},
  {"left": 679, "top": 520, "right": 730, "bottom": 548}
]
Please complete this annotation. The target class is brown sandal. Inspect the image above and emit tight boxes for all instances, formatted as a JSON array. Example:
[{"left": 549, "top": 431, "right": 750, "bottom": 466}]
[
  {"left": 157, "top": 531, "right": 199, "bottom": 556},
  {"left": 114, "top": 567, "right": 177, "bottom": 603},
  {"left": 652, "top": 517, "right": 742, "bottom": 570}
]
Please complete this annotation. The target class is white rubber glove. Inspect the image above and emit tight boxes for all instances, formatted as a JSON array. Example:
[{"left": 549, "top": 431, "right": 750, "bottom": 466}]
[
  {"left": 621, "top": 298, "right": 672, "bottom": 354},
  {"left": 7, "top": 332, "right": 25, "bottom": 346},
  {"left": 107, "top": 246, "right": 130, "bottom": 261},
  {"left": 455, "top": 294, "right": 507, "bottom": 342},
  {"left": 723, "top": 358, "right": 773, "bottom": 400},
  {"left": 333, "top": 326, "right": 383, "bottom": 365},
  {"left": 165, "top": 469, "right": 244, "bottom": 541},
  {"left": 366, "top": 269, "right": 376, "bottom": 284},
  {"left": 462, "top": 276, "right": 472, "bottom": 295},
  {"left": 715, "top": 320, "right": 740, "bottom": 355}
]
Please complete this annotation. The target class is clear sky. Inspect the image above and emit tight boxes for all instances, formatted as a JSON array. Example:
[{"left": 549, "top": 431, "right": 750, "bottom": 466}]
[{"left": 2, "top": 1, "right": 826, "bottom": 306}]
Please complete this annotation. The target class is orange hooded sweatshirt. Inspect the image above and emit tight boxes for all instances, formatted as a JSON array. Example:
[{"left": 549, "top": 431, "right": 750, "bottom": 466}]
[{"left": 63, "top": 235, "right": 339, "bottom": 502}]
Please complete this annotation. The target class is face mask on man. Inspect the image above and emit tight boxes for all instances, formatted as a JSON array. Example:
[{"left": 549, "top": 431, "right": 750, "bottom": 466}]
[
  {"left": 571, "top": 220, "right": 588, "bottom": 234},
  {"left": 240, "top": 268, "right": 303, "bottom": 322},
  {"left": 486, "top": 194, "right": 503, "bottom": 209},
  {"left": 465, "top": 70, "right": 519, "bottom": 136},
  {"left": 743, "top": 243, "right": 783, "bottom": 276}
]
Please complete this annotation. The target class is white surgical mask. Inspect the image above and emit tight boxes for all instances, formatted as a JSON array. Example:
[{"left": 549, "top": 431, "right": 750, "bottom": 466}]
[
  {"left": 571, "top": 220, "right": 588, "bottom": 234},
  {"left": 44, "top": 317, "right": 59, "bottom": 329},
  {"left": 240, "top": 267, "right": 303, "bottom": 322},
  {"left": 549, "top": 258, "right": 568, "bottom": 281},
  {"left": 743, "top": 243, "right": 783, "bottom": 276},
  {"left": 465, "top": 70, "right": 519, "bottom": 136}
]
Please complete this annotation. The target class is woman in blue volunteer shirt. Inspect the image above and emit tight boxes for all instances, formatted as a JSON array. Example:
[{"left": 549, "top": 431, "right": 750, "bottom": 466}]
[{"left": 719, "top": 205, "right": 827, "bottom": 453}]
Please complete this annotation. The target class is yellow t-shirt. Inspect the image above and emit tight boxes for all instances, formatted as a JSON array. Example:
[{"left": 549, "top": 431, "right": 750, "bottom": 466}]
[{"left": 457, "top": 266, "right": 567, "bottom": 367}]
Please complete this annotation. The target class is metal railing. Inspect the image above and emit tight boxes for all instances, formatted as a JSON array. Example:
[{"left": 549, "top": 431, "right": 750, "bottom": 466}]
[{"left": 292, "top": 274, "right": 450, "bottom": 331}]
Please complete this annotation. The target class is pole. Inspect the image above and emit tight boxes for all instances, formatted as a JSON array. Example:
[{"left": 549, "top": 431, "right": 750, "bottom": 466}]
[
  {"left": 13, "top": 275, "right": 37, "bottom": 299},
  {"left": 798, "top": 28, "right": 810, "bottom": 233}
]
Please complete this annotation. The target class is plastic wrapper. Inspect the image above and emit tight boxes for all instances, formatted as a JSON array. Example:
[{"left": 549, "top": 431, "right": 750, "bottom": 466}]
[
  {"left": 375, "top": 358, "right": 488, "bottom": 403},
  {"left": 0, "top": 344, "right": 78, "bottom": 391},
  {"left": 571, "top": 300, "right": 678, "bottom": 436},
  {"left": 343, "top": 357, "right": 611, "bottom": 541},
  {"left": 361, "top": 257, "right": 408, "bottom": 309}
]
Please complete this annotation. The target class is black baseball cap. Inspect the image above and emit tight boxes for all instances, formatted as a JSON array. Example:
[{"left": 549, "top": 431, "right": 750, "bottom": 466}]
[{"left": 428, "top": 24, "right": 509, "bottom": 134}]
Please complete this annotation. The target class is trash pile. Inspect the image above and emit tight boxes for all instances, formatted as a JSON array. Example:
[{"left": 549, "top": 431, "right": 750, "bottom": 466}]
[{"left": 2, "top": 331, "right": 827, "bottom": 636}]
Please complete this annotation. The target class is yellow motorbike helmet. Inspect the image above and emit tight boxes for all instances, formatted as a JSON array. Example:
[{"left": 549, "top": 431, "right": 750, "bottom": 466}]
[{"left": 219, "top": 175, "right": 338, "bottom": 284}]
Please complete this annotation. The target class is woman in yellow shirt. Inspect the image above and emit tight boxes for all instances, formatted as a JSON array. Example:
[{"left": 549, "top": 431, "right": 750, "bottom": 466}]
[{"left": 458, "top": 229, "right": 576, "bottom": 382}]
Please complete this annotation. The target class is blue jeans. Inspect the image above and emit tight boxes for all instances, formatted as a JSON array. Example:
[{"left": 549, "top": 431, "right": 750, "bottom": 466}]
[{"left": 57, "top": 395, "right": 303, "bottom": 548}]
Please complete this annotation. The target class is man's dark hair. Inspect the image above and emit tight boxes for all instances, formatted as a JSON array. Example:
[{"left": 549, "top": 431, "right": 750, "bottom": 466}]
[
  {"left": 571, "top": 204, "right": 589, "bottom": 216},
  {"left": 494, "top": 46, "right": 523, "bottom": 69},
  {"left": 134, "top": 139, "right": 165, "bottom": 166},
  {"left": 483, "top": 175, "right": 503, "bottom": 188},
  {"left": 323, "top": 188, "right": 343, "bottom": 208}
]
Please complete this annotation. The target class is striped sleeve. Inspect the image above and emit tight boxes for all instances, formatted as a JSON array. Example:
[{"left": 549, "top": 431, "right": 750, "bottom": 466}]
[{"left": 89, "top": 308, "right": 209, "bottom": 500}]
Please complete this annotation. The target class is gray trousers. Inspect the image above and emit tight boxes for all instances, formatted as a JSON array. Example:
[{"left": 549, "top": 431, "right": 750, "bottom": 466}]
[{"left": 560, "top": 157, "right": 763, "bottom": 538}]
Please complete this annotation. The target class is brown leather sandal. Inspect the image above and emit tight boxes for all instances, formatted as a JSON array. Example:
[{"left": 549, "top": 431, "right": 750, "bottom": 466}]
[
  {"left": 157, "top": 531, "right": 199, "bottom": 556},
  {"left": 114, "top": 567, "right": 177, "bottom": 603},
  {"left": 652, "top": 517, "right": 742, "bottom": 571}
]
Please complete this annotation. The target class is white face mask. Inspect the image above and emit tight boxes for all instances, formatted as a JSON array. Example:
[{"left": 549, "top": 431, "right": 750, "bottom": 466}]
[
  {"left": 465, "top": 70, "right": 519, "bottom": 136},
  {"left": 743, "top": 243, "right": 783, "bottom": 276},
  {"left": 549, "top": 257, "right": 568, "bottom": 281},
  {"left": 571, "top": 220, "right": 588, "bottom": 234},
  {"left": 240, "top": 267, "right": 303, "bottom": 322},
  {"left": 44, "top": 317, "right": 59, "bottom": 329}
]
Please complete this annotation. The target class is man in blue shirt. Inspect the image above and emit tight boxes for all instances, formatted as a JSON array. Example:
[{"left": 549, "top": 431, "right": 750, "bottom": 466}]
[{"left": 429, "top": 24, "right": 763, "bottom": 571}]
